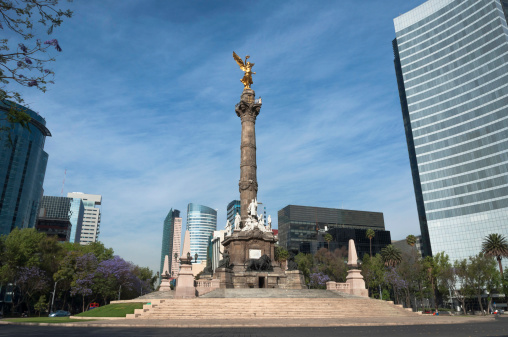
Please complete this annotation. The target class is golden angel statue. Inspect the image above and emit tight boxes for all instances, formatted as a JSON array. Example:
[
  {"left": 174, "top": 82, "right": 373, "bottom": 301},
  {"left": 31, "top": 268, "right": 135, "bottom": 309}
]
[{"left": 233, "top": 51, "right": 256, "bottom": 89}]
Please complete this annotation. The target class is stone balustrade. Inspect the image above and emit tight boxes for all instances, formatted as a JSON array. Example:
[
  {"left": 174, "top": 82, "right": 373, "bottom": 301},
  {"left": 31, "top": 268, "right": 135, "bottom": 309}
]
[
  {"left": 326, "top": 281, "right": 350, "bottom": 291},
  {"left": 195, "top": 279, "right": 220, "bottom": 296}
]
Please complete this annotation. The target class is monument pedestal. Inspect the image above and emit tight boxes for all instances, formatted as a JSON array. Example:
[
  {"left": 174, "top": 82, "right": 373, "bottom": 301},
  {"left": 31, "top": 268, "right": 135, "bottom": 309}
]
[
  {"left": 174, "top": 264, "right": 196, "bottom": 299},
  {"left": 346, "top": 269, "right": 368, "bottom": 297},
  {"left": 215, "top": 267, "right": 234, "bottom": 289},
  {"left": 214, "top": 228, "right": 305, "bottom": 289},
  {"left": 159, "top": 279, "right": 171, "bottom": 292}
]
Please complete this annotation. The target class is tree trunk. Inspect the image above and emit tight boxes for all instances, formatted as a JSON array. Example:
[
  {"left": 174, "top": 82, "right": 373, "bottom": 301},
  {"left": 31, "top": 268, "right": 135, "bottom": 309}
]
[
  {"left": 369, "top": 238, "right": 372, "bottom": 257},
  {"left": 497, "top": 256, "right": 504, "bottom": 279},
  {"left": 477, "top": 291, "right": 484, "bottom": 315},
  {"left": 82, "top": 294, "right": 85, "bottom": 313}
]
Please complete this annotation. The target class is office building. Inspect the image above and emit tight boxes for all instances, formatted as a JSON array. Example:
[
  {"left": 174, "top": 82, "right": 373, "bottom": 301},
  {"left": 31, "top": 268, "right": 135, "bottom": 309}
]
[
  {"left": 392, "top": 235, "right": 424, "bottom": 257},
  {"left": 67, "top": 193, "right": 102, "bottom": 245},
  {"left": 393, "top": 0, "right": 508, "bottom": 262},
  {"left": 36, "top": 196, "right": 84, "bottom": 242},
  {"left": 278, "top": 205, "right": 391, "bottom": 257},
  {"left": 0, "top": 101, "right": 50, "bottom": 235},
  {"left": 171, "top": 216, "right": 182, "bottom": 278},
  {"left": 158, "top": 208, "right": 181, "bottom": 278},
  {"left": 227, "top": 200, "right": 241, "bottom": 227},
  {"left": 186, "top": 203, "right": 217, "bottom": 264}
]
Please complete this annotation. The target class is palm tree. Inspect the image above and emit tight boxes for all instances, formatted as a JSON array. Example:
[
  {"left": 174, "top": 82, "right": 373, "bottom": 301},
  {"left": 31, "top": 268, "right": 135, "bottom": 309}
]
[
  {"left": 324, "top": 233, "right": 333, "bottom": 249},
  {"left": 406, "top": 235, "right": 417, "bottom": 247},
  {"left": 366, "top": 229, "right": 375, "bottom": 257},
  {"left": 380, "top": 244, "right": 402, "bottom": 267},
  {"left": 482, "top": 233, "right": 508, "bottom": 276}
]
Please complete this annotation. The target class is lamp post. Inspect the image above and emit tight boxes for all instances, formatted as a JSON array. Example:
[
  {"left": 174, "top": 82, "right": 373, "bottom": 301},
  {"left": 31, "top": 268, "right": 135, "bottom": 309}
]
[
  {"left": 50, "top": 279, "right": 63, "bottom": 314},
  {"left": 194, "top": 253, "right": 198, "bottom": 263}
]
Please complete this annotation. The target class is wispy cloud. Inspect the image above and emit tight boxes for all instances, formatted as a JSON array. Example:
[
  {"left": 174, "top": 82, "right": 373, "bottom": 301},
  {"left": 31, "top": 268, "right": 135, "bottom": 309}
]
[{"left": 15, "top": 0, "right": 427, "bottom": 272}]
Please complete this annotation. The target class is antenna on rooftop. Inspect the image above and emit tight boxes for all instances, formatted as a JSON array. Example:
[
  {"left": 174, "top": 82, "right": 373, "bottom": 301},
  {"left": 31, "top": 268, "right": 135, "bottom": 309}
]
[{"left": 60, "top": 169, "right": 66, "bottom": 197}]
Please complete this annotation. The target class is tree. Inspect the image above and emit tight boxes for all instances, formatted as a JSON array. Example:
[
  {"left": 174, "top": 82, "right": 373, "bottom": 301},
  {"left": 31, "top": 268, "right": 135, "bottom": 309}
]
[
  {"left": 34, "top": 295, "right": 48, "bottom": 317},
  {"left": 323, "top": 233, "right": 333, "bottom": 250},
  {"left": 314, "top": 247, "right": 347, "bottom": 282},
  {"left": 274, "top": 246, "right": 289, "bottom": 270},
  {"left": 468, "top": 253, "right": 499, "bottom": 315},
  {"left": 70, "top": 253, "right": 98, "bottom": 313},
  {"left": 366, "top": 229, "right": 375, "bottom": 257},
  {"left": 294, "top": 252, "right": 314, "bottom": 285},
  {"left": 16, "top": 266, "right": 48, "bottom": 315},
  {"left": 309, "top": 272, "right": 330, "bottom": 289},
  {"left": 380, "top": 245, "right": 402, "bottom": 267},
  {"left": 0, "top": 0, "right": 72, "bottom": 137},
  {"left": 361, "top": 253, "right": 385, "bottom": 299},
  {"left": 482, "top": 233, "right": 508, "bottom": 277},
  {"left": 0, "top": 0, "right": 72, "bottom": 101},
  {"left": 406, "top": 235, "right": 417, "bottom": 247}
]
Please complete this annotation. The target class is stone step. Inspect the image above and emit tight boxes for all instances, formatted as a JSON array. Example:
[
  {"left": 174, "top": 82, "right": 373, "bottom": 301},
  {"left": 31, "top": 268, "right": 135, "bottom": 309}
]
[{"left": 199, "top": 289, "right": 361, "bottom": 298}]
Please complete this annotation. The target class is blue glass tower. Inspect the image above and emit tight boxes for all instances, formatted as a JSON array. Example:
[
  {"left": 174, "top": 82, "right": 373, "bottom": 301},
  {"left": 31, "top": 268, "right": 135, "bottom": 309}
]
[
  {"left": 186, "top": 203, "right": 217, "bottom": 264},
  {"left": 393, "top": 0, "right": 508, "bottom": 262},
  {"left": 69, "top": 198, "right": 84, "bottom": 243},
  {"left": 159, "top": 209, "right": 180, "bottom": 277},
  {"left": 0, "top": 101, "right": 50, "bottom": 235},
  {"left": 227, "top": 200, "right": 241, "bottom": 227}
]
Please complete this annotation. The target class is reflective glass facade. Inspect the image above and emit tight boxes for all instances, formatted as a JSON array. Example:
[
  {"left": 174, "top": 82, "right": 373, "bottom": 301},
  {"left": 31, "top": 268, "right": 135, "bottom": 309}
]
[
  {"left": 159, "top": 208, "right": 180, "bottom": 277},
  {"left": 186, "top": 203, "right": 217, "bottom": 264},
  {"left": 393, "top": 0, "right": 508, "bottom": 262},
  {"left": 0, "top": 101, "right": 50, "bottom": 235},
  {"left": 36, "top": 196, "right": 84, "bottom": 242},
  {"left": 226, "top": 200, "right": 241, "bottom": 227},
  {"left": 278, "top": 205, "right": 391, "bottom": 256}
]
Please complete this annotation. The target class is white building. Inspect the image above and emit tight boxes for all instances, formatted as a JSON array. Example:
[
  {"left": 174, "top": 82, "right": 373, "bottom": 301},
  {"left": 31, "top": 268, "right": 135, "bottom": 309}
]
[{"left": 67, "top": 192, "right": 102, "bottom": 245}]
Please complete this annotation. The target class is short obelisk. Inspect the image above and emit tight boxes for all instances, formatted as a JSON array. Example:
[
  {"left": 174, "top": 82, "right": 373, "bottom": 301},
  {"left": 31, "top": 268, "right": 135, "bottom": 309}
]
[{"left": 235, "top": 89, "right": 262, "bottom": 226}]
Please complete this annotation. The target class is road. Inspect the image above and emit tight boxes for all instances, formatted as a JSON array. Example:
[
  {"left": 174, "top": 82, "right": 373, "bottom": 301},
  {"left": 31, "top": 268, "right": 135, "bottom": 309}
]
[{"left": 1, "top": 318, "right": 508, "bottom": 337}]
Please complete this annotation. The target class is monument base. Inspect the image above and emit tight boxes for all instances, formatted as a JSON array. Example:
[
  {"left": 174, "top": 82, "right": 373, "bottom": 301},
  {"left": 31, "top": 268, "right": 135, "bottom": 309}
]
[
  {"left": 159, "top": 279, "right": 171, "bottom": 292},
  {"left": 214, "top": 228, "right": 305, "bottom": 289},
  {"left": 346, "top": 269, "right": 368, "bottom": 297},
  {"left": 174, "top": 264, "right": 196, "bottom": 298}
]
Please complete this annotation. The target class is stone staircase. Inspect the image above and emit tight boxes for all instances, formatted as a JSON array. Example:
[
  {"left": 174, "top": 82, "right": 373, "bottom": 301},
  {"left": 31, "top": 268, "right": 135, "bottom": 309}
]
[{"left": 126, "top": 289, "right": 417, "bottom": 319}]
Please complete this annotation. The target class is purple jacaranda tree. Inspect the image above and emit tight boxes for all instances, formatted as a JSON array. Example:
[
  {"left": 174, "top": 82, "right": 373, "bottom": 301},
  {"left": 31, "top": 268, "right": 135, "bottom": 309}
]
[
  {"left": 385, "top": 267, "right": 409, "bottom": 305},
  {"left": 16, "top": 266, "right": 48, "bottom": 316},
  {"left": 309, "top": 272, "right": 331, "bottom": 289},
  {"left": 71, "top": 253, "right": 98, "bottom": 313},
  {"left": 95, "top": 256, "right": 138, "bottom": 303}
]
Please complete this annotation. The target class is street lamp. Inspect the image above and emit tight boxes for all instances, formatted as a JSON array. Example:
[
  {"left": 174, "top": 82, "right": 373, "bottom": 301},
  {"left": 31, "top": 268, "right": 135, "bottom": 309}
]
[
  {"left": 194, "top": 253, "right": 198, "bottom": 263},
  {"left": 50, "top": 279, "right": 63, "bottom": 314}
]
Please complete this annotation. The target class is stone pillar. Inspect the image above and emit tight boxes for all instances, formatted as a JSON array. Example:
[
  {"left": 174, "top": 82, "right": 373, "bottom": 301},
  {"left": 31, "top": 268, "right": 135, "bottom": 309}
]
[
  {"left": 174, "top": 264, "right": 196, "bottom": 298},
  {"left": 235, "top": 88, "right": 262, "bottom": 226}
]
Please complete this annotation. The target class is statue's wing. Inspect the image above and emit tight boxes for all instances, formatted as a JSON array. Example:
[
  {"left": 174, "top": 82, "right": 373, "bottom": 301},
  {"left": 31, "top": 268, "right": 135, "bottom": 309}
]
[{"left": 233, "top": 51, "right": 245, "bottom": 69}]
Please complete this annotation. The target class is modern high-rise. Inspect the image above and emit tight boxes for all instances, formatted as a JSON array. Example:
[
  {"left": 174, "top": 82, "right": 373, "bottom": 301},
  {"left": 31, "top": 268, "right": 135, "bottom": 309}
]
[
  {"left": 278, "top": 205, "right": 391, "bottom": 257},
  {"left": 393, "top": 0, "right": 508, "bottom": 262},
  {"left": 159, "top": 208, "right": 182, "bottom": 278},
  {"left": 186, "top": 203, "right": 217, "bottom": 264},
  {"left": 226, "top": 200, "right": 241, "bottom": 227},
  {"left": 36, "top": 196, "right": 84, "bottom": 242},
  {"left": 67, "top": 192, "right": 102, "bottom": 244},
  {"left": 0, "top": 100, "right": 51, "bottom": 235}
]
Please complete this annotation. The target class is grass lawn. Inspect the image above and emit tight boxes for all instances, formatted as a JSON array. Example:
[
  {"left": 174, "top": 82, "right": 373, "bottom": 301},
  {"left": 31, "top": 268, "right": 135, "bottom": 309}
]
[
  {"left": 75, "top": 302, "right": 145, "bottom": 317},
  {"left": 4, "top": 317, "right": 95, "bottom": 323}
]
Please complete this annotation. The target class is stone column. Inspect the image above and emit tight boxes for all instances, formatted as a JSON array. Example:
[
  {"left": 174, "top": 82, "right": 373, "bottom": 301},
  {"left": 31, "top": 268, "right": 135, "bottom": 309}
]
[{"left": 235, "top": 89, "right": 262, "bottom": 226}]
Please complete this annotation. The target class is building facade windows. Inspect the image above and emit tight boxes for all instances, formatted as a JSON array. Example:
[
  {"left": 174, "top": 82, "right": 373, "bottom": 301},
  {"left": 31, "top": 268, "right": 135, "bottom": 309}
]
[
  {"left": 186, "top": 203, "right": 217, "bottom": 264},
  {"left": 393, "top": 0, "right": 508, "bottom": 262}
]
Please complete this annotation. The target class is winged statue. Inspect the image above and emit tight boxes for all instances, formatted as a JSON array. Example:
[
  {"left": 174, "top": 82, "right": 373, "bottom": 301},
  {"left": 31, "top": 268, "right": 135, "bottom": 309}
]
[{"left": 233, "top": 51, "right": 256, "bottom": 89}]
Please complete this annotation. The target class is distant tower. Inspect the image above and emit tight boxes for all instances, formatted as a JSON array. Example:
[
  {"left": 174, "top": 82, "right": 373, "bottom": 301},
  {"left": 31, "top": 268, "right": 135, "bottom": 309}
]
[
  {"left": 159, "top": 209, "right": 181, "bottom": 278},
  {"left": 0, "top": 101, "right": 51, "bottom": 234},
  {"left": 67, "top": 193, "right": 102, "bottom": 244},
  {"left": 186, "top": 203, "right": 217, "bottom": 263},
  {"left": 36, "top": 196, "right": 84, "bottom": 242},
  {"left": 226, "top": 200, "right": 241, "bottom": 227}
]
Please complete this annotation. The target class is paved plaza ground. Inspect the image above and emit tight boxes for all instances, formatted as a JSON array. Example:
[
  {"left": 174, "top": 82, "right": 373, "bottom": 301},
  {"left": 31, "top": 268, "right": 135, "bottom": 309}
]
[{"left": 1, "top": 317, "right": 508, "bottom": 337}]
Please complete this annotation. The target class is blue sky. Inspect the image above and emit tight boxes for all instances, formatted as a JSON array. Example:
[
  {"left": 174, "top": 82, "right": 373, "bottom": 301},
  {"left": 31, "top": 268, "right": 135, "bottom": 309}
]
[{"left": 14, "top": 0, "right": 427, "bottom": 273}]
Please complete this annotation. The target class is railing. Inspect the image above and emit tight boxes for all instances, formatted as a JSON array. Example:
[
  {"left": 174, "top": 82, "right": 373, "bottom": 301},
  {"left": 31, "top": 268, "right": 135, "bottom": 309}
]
[{"left": 326, "top": 281, "right": 350, "bottom": 291}]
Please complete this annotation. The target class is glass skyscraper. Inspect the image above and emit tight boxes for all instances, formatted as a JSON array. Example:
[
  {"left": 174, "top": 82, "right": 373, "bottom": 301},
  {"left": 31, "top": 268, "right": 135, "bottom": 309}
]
[
  {"left": 393, "top": 0, "right": 508, "bottom": 262},
  {"left": 0, "top": 100, "right": 50, "bottom": 235},
  {"left": 226, "top": 200, "right": 241, "bottom": 227},
  {"left": 36, "top": 196, "right": 84, "bottom": 242},
  {"left": 159, "top": 208, "right": 180, "bottom": 277},
  {"left": 186, "top": 203, "right": 217, "bottom": 264}
]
